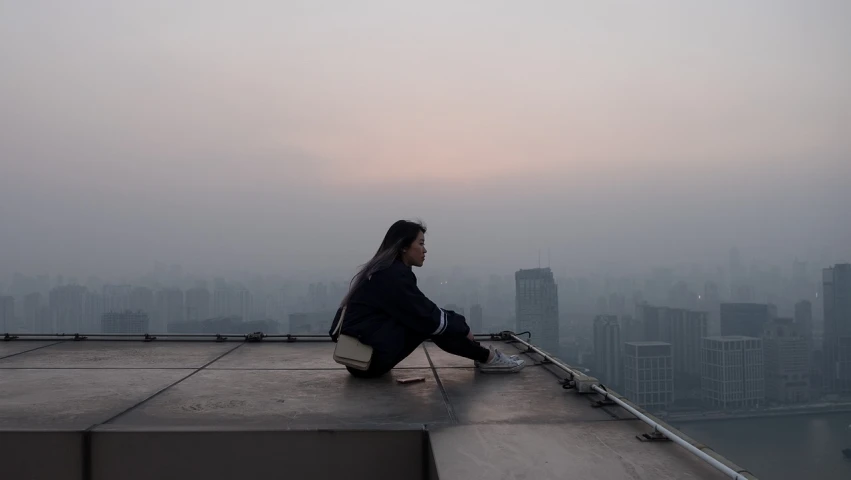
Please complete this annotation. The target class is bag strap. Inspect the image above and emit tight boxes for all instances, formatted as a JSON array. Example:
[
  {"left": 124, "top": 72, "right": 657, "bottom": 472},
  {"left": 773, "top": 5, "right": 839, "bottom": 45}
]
[{"left": 332, "top": 306, "right": 347, "bottom": 336}]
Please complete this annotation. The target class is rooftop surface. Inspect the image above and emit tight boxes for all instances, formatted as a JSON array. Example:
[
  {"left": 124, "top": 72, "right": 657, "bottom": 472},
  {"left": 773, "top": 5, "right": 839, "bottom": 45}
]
[{"left": 0, "top": 336, "right": 754, "bottom": 480}]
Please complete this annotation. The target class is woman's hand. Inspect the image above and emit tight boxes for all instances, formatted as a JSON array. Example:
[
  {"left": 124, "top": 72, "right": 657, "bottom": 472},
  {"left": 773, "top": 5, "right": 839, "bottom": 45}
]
[{"left": 467, "top": 330, "right": 475, "bottom": 342}]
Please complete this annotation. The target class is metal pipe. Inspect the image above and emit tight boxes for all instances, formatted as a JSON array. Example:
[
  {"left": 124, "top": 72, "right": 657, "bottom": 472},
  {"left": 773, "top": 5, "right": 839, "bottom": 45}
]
[
  {"left": 506, "top": 332, "right": 588, "bottom": 380},
  {"left": 506, "top": 332, "right": 751, "bottom": 480},
  {"left": 591, "top": 385, "right": 750, "bottom": 480}
]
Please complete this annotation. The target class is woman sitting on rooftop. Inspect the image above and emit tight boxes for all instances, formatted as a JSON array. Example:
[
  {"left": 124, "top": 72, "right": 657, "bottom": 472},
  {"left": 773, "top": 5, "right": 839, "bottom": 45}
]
[{"left": 329, "top": 219, "right": 525, "bottom": 378}]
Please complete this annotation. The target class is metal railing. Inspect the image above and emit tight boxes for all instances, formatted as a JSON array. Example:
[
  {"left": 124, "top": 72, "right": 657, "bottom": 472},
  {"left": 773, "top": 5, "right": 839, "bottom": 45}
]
[{"left": 503, "top": 332, "right": 755, "bottom": 480}]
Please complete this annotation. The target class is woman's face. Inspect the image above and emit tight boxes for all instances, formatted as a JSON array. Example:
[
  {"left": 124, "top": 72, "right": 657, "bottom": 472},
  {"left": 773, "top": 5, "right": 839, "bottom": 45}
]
[{"left": 401, "top": 231, "right": 426, "bottom": 267}]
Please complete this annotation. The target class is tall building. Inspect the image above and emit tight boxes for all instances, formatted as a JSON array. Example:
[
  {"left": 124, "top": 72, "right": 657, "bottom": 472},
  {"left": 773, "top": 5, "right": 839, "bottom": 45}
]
[
  {"left": 794, "top": 300, "right": 813, "bottom": 339},
  {"left": 213, "top": 287, "right": 232, "bottom": 318},
  {"left": 0, "top": 296, "right": 14, "bottom": 331},
  {"left": 289, "top": 312, "right": 334, "bottom": 334},
  {"left": 701, "top": 336, "right": 765, "bottom": 409},
  {"left": 469, "top": 304, "right": 483, "bottom": 333},
  {"left": 637, "top": 304, "right": 707, "bottom": 384},
  {"left": 593, "top": 315, "right": 621, "bottom": 389},
  {"left": 623, "top": 342, "right": 673, "bottom": 411},
  {"left": 234, "top": 288, "right": 252, "bottom": 322},
  {"left": 763, "top": 319, "right": 810, "bottom": 403},
  {"left": 186, "top": 287, "right": 211, "bottom": 321},
  {"left": 101, "top": 311, "right": 150, "bottom": 334},
  {"left": 720, "top": 303, "right": 776, "bottom": 338},
  {"left": 83, "top": 291, "right": 104, "bottom": 331},
  {"left": 49, "top": 285, "right": 86, "bottom": 332},
  {"left": 515, "top": 268, "right": 559, "bottom": 354},
  {"left": 156, "top": 288, "right": 184, "bottom": 332},
  {"left": 823, "top": 264, "right": 851, "bottom": 394},
  {"left": 129, "top": 287, "right": 155, "bottom": 315},
  {"left": 103, "top": 285, "right": 132, "bottom": 313},
  {"left": 620, "top": 315, "right": 644, "bottom": 344},
  {"left": 23, "top": 292, "right": 41, "bottom": 332}
]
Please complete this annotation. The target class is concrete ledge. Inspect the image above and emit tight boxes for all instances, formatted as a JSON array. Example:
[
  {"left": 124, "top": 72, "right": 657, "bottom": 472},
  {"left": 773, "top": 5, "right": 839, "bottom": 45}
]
[
  {"left": 90, "top": 429, "right": 425, "bottom": 480},
  {"left": 0, "top": 430, "right": 83, "bottom": 480}
]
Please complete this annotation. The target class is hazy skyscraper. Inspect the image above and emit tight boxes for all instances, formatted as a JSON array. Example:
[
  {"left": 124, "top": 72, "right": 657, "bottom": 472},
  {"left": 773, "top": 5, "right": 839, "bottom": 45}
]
[
  {"left": 185, "top": 287, "right": 211, "bottom": 321},
  {"left": 701, "top": 336, "right": 765, "bottom": 409},
  {"left": 623, "top": 342, "right": 673, "bottom": 411},
  {"left": 83, "top": 291, "right": 104, "bottom": 331},
  {"left": 23, "top": 292, "right": 41, "bottom": 332},
  {"left": 637, "top": 304, "right": 708, "bottom": 387},
  {"left": 515, "top": 268, "right": 559, "bottom": 354},
  {"left": 469, "top": 304, "right": 483, "bottom": 333},
  {"left": 101, "top": 311, "right": 150, "bottom": 334},
  {"left": 720, "top": 303, "right": 776, "bottom": 338},
  {"left": 102, "top": 284, "right": 132, "bottom": 313},
  {"left": 0, "top": 296, "right": 14, "bottom": 331},
  {"left": 156, "top": 288, "right": 184, "bottom": 331},
  {"left": 823, "top": 263, "right": 851, "bottom": 394},
  {"left": 129, "top": 287, "right": 155, "bottom": 315},
  {"left": 49, "top": 285, "right": 86, "bottom": 332},
  {"left": 763, "top": 319, "right": 810, "bottom": 403},
  {"left": 794, "top": 300, "right": 813, "bottom": 339},
  {"left": 593, "top": 315, "right": 621, "bottom": 389}
]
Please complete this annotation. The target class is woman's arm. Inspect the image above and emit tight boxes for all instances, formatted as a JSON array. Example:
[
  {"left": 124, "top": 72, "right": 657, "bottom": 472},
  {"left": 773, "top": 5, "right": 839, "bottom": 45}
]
[{"left": 376, "top": 266, "right": 470, "bottom": 337}]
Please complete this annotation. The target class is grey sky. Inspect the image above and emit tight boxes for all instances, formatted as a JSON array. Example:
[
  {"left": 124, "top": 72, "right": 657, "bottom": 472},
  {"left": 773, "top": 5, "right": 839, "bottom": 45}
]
[{"left": 1, "top": 0, "right": 849, "bottom": 278}]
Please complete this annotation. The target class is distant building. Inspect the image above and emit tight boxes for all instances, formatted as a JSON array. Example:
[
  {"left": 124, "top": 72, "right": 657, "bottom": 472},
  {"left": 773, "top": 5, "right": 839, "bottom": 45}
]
[
  {"left": 101, "top": 311, "right": 150, "bottom": 334},
  {"left": 49, "top": 285, "right": 86, "bottom": 332},
  {"left": 155, "top": 288, "right": 184, "bottom": 332},
  {"left": 469, "top": 304, "right": 483, "bottom": 333},
  {"left": 620, "top": 315, "right": 644, "bottom": 344},
  {"left": 637, "top": 304, "right": 707, "bottom": 387},
  {"left": 701, "top": 336, "right": 765, "bottom": 409},
  {"left": 823, "top": 264, "right": 851, "bottom": 394},
  {"left": 763, "top": 319, "right": 810, "bottom": 403},
  {"left": 185, "top": 287, "right": 211, "bottom": 321},
  {"left": 623, "top": 341, "right": 673, "bottom": 411},
  {"left": 83, "top": 292, "right": 104, "bottom": 332},
  {"left": 794, "top": 300, "right": 813, "bottom": 339},
  {"left": 515, "top": 268, "right": 559, "bottom": 354},
  {"left": 129, "top": 287, "right": 155, "bottom": 316},
  {"left": 0, "top": 296, "right": 14, "bottom": 331},
  {"left": 593, "top": 315, "right": 621, "bottom": 389},
  {"left": 720, "top": 303, "right": 776, "bottom": 338},
  {"left": 102, "top": 285, "right": 133, "bottom": 314},
  {"left": 23, "top": 292, "right": 41, "bottom": 332},
  {"left": 289, "top": 312, "right": 334, "bottom": 334}
]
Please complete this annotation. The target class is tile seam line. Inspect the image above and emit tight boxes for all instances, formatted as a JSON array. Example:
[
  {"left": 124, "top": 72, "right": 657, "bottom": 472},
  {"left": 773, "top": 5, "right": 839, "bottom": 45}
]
[
  {"left": 0, "top": 340, "right": 66, "bottom": 360},
  {"left": 95, "top": 342, "right": 246, "bottom": 426},
  {"left": 422, "top": 343, "right": 458, "bottom": 425}
]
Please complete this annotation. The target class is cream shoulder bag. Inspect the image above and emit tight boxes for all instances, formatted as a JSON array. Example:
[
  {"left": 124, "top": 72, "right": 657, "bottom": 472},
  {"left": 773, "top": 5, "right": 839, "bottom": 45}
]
[{"left": 332, "top": 306, "right": 373, "bottom": 371}]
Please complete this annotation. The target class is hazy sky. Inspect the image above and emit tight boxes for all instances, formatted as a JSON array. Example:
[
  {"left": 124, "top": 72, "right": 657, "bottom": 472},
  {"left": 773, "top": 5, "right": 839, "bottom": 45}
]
[{"left": 1, "top": 0, "right": 849, "bottom": 278}]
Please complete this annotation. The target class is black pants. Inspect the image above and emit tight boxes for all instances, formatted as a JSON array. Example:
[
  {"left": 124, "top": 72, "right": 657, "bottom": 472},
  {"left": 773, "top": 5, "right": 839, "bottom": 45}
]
[{"left": 347, "top": 330, "right": 490, "bottom": 378}]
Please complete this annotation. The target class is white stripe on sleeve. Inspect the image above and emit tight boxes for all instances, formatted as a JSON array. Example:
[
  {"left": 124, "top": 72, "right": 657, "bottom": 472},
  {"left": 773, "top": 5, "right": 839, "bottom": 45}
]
[{"left": 432, "top": 309, "right": 447, "bottom": 336}]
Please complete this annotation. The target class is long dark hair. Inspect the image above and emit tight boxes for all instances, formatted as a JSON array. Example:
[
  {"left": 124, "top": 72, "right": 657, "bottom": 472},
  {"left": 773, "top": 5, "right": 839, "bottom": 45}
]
[{"left": 339, "top": 219, "right": 426, "bottom": 307}]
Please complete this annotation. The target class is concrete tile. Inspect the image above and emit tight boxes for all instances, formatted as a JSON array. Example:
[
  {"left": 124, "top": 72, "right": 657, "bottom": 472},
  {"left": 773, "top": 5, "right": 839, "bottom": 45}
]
[
  {"left": 111, "top": 368, "right": 451, "bottom": 428},
  {"left": 430, "top": 423, "right": 729, "bottom": 480},
  {"left": 0, "top": 369, "right": 193, "bottom": 429},
  {"left": 435, "top": 366, "right": 616, "bottom": 424},
  {"left": 0, "top": 341, "right": 237, "bottom": 369},
  {"left": 0, "top": 341, "right": 61, "bottom": 359}
]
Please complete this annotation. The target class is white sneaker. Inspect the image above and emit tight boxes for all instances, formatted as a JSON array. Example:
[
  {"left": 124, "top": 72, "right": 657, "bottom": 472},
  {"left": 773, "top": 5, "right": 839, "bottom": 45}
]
[
  {"left": 474, "top": 353, "right": 521, "bottom": 368},
  {"left": 477, "top": 347, "right": 525, "bottom": 373}
]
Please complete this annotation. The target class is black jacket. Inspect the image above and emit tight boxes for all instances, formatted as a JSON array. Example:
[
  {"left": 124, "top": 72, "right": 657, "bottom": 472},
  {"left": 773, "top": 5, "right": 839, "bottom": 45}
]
[{"left": 329, "top": 260, "right": 469, "bottom": 356}]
